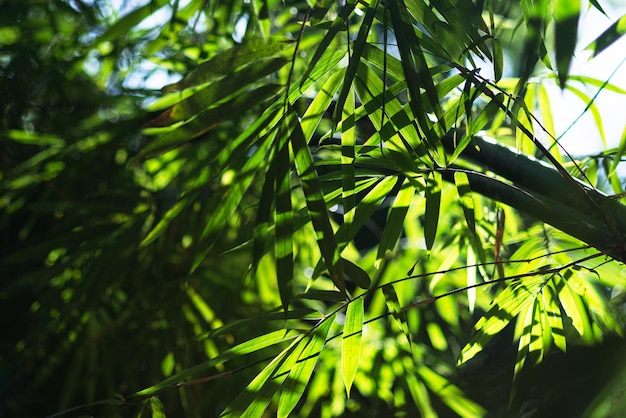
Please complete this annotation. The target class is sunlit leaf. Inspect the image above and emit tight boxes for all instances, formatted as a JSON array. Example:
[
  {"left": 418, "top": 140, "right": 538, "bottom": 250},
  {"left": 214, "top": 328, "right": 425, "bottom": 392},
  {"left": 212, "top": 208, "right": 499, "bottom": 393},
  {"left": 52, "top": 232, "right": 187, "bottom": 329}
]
[
  {"left": 544, "top": 283, "right": 567, "bottom": 352},
  {"left": 275, "top": 119, "right": 294, "bottom": 311},
  {"left": 221, "top": 335, "right": 303, "bottom": 417},
  {"left": 89, "top": 0, "right": 170, "bottom": 50},
  {"left": 165, "top": 38, "right": 292, "bottom": 91},
  {"left": 453, "top": 171, "right": 476, "bottom": 235},
  {"left": 377, "top": 178, "right": 415, "bottom": 264},
  {"left": 418, "top": 366, "right": 486, "bottom": 418},
  {"left": 424, "top": 172, "right": 441, "bottom": 252},
  {"left": 148, "top": 397, "right": 166, "bottom": 418},
  {"left": 289, "top": 112, "right": 346, "bottom": 296},
  {"left": 341, "top": 86, "right": 356, "bottom": 239},
  {"left": 342, "top": 298, "right": 363, "bottom": 397},
  {"left": 332, "top": 0, "right": 380, "bottom": 126},
  {"left": 300, "top": 0, "right": 356, "bottom": 87},
  {"left": 277, "top": 315, "right": 334, "bottom": 418},
  {"left": 459, "top": 276, "right": 546, "bottom": 364},
  {"left": 382, "top": 284, "right": 411, "bottom": 346},
  {"left": 132, "top": 329, "right": 301, "bottom": 397}
]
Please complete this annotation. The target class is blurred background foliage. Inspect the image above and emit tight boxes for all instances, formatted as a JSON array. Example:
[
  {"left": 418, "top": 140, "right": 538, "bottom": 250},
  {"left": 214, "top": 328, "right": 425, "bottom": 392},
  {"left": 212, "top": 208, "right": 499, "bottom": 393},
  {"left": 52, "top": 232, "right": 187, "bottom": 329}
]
[{"left": 2, "top": 0, "right": 626, "bottom": 417}]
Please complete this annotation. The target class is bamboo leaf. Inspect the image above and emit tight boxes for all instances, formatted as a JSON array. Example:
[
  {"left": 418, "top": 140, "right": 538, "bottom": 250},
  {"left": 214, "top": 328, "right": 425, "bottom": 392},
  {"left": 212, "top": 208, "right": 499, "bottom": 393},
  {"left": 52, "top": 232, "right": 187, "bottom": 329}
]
[
  {"left": 493, "top": 37, "right": 504, "bottom": 82},
  {"left": 418, "top": 366, "right": 486, "bottom": 418},
  {"left": 388, "top": 0, "right": 442, "bottom": 164},
  {"left": 585, "top": 13, "right": 626, "bottom": 58},
  {"left": 537, "top": 84, "right": 556, "bottom": 144},
  {"left": 565, "top": 74, "right": 626, "bottom": 94},
  {"left": 221, "top": 335, "right": 304, "bottom": 417},
  {"left": 382, "top": 284, "right": 411, "bottom": 346},
  {"left": 88, "top": 0, "right": 170, "bottom": 50},
  {"left": 424, "top": 172, "right": 441, "bottom": 252},
  {"left": 132, "top": 329, "right": 301, "bottom": 397},
  {"left": 277, "top": 315, "right": 334, "bottom": 418},
  {"left": 459, "top": 276, "right": 545, "bottom": 364},
  {"left": 554, "top": 0, "right": 580, "bottom": 88},
  {"left": 165, "top": 38, "right": 292, "bottom": 91},
  {"left": 141, "top": 84, "right": 282, "bottom": 158},
  {"left": 342, "top": 258, "right": 371, "bottom": 290},
  {"left": 334, "top": 176, "right": 398, "bottom": 251},
  {"left": 342, "top": 298, "right": 363, "bottom": 397},
  {"left": 544, "top": 283, "right": 567, "bottom": 352},
  {"left": 332, "top": 0, "right": 380, "bottom": 124},
  {"left": 191, "top": 128, "right": 275, "bottom": 272},
  {"left": 148, "top": 397, "right": 166, "bottom": 418},
  {"left": 342, "top": 86, "right": 357, "bottom": 238},
  {"left": 275, "top": 119, "right": 294, "bottom": 311},
  {"left": 251, "top": 146, "right": 278, "bottom": 280},
  {"left": 289, "top": 112, "right": 346, "bottom": 296},
  {"left": 140, "top": 190, "right": 198, "bottom": 248},
  {"left": 153, "top": 58, "right": 289, "bottom": 124},
  {"left": 453, "top": 171, "right": 476, "bottom": 235},
  {"left": 377, "top": 178, "right": 415, "bottom": 264},
  {"left": 556, "top": 272, "right": 591, "bottom": 339},
  {"left": 300, "top": 0, "right": 356, "bottom": 87},
  {"left": 300, "top": 70, "right": 345, "bottom": 141}
]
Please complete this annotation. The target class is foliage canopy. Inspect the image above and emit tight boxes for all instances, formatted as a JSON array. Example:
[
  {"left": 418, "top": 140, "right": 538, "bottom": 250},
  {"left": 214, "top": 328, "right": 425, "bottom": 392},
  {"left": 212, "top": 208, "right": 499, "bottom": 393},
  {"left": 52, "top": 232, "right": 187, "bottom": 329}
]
[{"left": 3, "top": 0, "right": 626, "bottom": 416}]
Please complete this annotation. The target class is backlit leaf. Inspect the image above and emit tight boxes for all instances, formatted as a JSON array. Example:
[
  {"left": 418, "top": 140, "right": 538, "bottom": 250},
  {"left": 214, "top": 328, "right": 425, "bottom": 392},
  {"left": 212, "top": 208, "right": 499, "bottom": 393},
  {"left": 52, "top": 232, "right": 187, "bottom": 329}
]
[
  {"left": 585, "top": 13, "right": 626, "bottom": 58},
  {"left": 383, "top": 284, "right": 411, "bottom": 346},
  {"left": 278, "top": 315, "right": 334, "bottom": 418},
  {"left": 342, "top": 298, "right": 363, "bottom": 397}
]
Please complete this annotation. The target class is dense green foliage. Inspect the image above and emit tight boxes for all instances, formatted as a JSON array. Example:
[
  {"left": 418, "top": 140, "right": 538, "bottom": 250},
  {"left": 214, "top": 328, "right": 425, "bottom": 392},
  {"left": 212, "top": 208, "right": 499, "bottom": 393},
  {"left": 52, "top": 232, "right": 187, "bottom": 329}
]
[{"left": 3, "top": 0, "right": 626, "bottom": 417}]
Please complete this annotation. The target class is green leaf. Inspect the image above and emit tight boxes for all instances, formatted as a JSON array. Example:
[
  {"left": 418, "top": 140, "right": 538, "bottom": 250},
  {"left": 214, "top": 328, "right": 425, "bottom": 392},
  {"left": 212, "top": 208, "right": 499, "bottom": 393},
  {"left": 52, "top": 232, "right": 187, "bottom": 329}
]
[
  {"left": 148, "top": 397, "right": 166, "bottom": 418},
  {"left": 453, "top": 171, "right": 476, "bottom": 235},
  {"left": 141, "top": 84, "right": 282, "bottom": 157},
  {"left": 140, "top": 189, "right": 199, "bottom": 247},
  {"left": 424, "top": 172, "right": 441, "bottom": 252},
  {"left": 341, "top": 86, "right": 357, "bottom": 236},
  {"left": 585, "top": 13, "right": 626, "bottom": 58},
  {"left": 544, "top": 283, "right": 567, "bottom": 352},
  {"left": 153, "top": 58, "right": 288, "bottom": 122},
  {"left": 300, "top": 0, "right": 356, "bottom": 87},
  {"left": 342, "top": 298, "right": 363, "bottom": 397},
  {"left": 557, "top": 271, "right": 593, "bottom": 340},
  {"left": 334, "top": 176, "right": 398, "bottom": 251},
  {"left": 132, "top": 329, "right": 301, "bottom": 397},
  {"left": 377, "top": 178, "right": 415, "bottom": 264},
  {"left": 191, "top": 127, "right": 275, "bottom": 272},
  {"left": 165, "top": 38, "right": 292, "bottom": 91},
  {"left": 554, "top": 0, "right": 580, "bottom": 88},
  {"left": 388, "top": 0, "right": 442, "bottom": 164},
  {"left": 4, "top": 130, "right": 65, "bottom": 147},
  {"left": 513, "top": 298, "right": 544, "bottom": 381},
  {"left": 418, "top": 366, "right": 486, "bottom": 418},
  {"left": 342, "top": 258, "right": 371, "bottom": 289},
  {"left": 275, "top": 119, "right": 294, "bottom": 311},
  {"left": 221, "top": 336, "right": 304, "bottom": 417},
  {"left": 300, "top": 70, "right": 345, "bottom": 141},
  {"left": 492, "top": 37, "right": 504, "bottom": 82},
  {"left": 88, "top": 0, "right": 170, "bottom": 50},
  {"left": 382, "top": 284, "right": 411, "bottom": 345},
  {"left": 289, "top": 112, "right": 346, "bottom": 296},
  {"left": 459, "top": 276, "right": 545, "bottom": 364},
  {"left": 332, "top": 0, "right": 380, "bottom": 125},
  {"left": 277, "top": 315, "right": 334, "bottom": 418}
]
